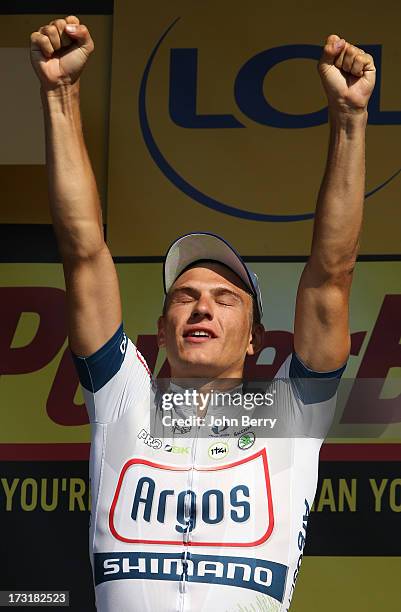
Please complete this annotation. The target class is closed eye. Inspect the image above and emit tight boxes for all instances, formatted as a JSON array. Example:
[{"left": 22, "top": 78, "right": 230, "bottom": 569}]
[
  {"left": 214, "top": 290, "right": 241, "bottom": 307},
  {"left": 174, "top": 296, "right": 194, "bottom": 304},
  {"left": 170, "top": 289, "right": 197, "bottom": 304}
]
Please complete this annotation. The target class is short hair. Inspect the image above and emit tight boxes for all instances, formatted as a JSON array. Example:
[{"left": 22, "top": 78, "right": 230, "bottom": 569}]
[{"left": 251, "top": 295, "right": 261, "bottom": 326}]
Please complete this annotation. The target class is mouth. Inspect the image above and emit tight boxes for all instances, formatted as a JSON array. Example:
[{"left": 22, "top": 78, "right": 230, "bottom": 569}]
[{"left": 183, "top": 329, "right": 217, "bottom": 344}]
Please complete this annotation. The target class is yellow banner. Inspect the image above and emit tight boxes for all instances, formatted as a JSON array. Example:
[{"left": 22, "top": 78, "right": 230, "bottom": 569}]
[
  {"left": 292, "top": 557, "right": 401, "bottom": 611},
  {"left": 107, "top": 0, "right": 401, "bottom": 255},
  {"left": 1, "top": 261, "right": 400, "bottom": 444}
]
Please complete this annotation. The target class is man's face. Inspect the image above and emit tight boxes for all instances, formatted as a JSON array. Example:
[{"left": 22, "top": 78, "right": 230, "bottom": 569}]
[{"left": 157, "top": 262, "right": 263, "bottom": 378}]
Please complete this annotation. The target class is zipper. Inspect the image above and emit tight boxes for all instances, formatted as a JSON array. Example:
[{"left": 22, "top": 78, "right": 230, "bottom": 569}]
[{"left": 178, "top": 405, "right": 201, "bottom": 611}]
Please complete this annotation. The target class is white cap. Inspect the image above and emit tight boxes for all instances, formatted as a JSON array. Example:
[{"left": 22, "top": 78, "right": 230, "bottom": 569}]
[{"left": 163, "top": 232, "right": 263, "bottom": 321}]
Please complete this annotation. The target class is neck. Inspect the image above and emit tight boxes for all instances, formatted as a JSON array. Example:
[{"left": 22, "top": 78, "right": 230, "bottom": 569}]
[{"left": 170, "top": 361, "right": 245, "bottom": 381}]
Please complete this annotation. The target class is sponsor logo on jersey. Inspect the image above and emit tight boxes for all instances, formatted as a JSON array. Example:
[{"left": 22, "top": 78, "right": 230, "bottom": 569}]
[
  {"left": 137, "top": 429, "right": 162, "bottom": 450},
  {"left": 94, "top": 552, "right": 288, "bottom": 602},
  {"left": 172, "top": 423, "right": 192, "bottom": 435},
  {"left": 208, "top": 441, "right": 229, "bottom": 460},
  {"left": 109, "top": 449, "right": 274, "bottom": 546},
  {"left": 234, "top": 425, "right": 253, "bottom": 437},
  {"left": 164, "top": 444, "right": 189, "bottom": 454},
  {"left": 211, "top": 422, "right": 229, "bottom": 435},
  {"left": 119, "top": 333, "right": 127, "bottom": 355},
  {"left": 287, "top": 499, "right": 310, "bottom": 609},
  {"left": 238, "top": 432, "right": 255, "bottom": 450},
  {"left": 94, "top": 551, "right": 287, "bottom": 603}
]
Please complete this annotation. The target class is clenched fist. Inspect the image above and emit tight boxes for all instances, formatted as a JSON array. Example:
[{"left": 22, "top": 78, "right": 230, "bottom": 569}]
[
  {"left": 318, "top": 34, "right": 376, "bottom": 114},
  {"left": 30, "top": 15, "right": 94, "bottom": 90}
]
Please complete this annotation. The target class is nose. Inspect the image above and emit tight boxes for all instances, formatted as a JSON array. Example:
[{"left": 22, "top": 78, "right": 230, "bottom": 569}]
[{"left": 190, "top": 293, "right": 214, "bottom": 320}]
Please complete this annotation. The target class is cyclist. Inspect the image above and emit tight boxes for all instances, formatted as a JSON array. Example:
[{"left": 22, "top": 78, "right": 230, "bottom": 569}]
[{"left": 30, "top": 15, "right": 375, "bottom": 611}]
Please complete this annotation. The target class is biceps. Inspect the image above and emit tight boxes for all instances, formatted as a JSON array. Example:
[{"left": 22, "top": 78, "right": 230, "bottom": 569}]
[
  {"left": 294, "top": 266, "right": 351, "bottom": 371},
  {"left": 63, "top": 244, "right": 122, "bottom": 356}
]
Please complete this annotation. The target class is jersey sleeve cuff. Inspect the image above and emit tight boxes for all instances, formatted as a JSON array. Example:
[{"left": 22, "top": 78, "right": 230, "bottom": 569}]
[
  {"left": 70, "top": 322, "right": 127, "bottom": 392},
  {"left": 289, "top": 351, "right": 348, "bottom": 405},
  {"left": 290, "top": 352, "right": 347, "bottom": 379}
]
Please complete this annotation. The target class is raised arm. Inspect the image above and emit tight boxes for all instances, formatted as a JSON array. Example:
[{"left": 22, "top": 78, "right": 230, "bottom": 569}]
[
  {"left": 30, "top": 15, "right": 121, "bottom": 357},
  {"left": 294, "top": 34, "right": 376, "bottom": 371}
]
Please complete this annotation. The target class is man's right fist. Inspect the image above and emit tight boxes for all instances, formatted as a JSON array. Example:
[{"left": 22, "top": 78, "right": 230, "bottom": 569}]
[{"left": 30, "top": 15, "right": 94, "bottom": 90}]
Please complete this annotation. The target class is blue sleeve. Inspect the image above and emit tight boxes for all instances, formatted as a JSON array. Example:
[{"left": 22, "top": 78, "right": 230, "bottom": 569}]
[
  {"left": 289, "top": 351, "right": 347, "bottom": 405},
  {"left": 70, "top": 322, "right": 127, "bottom": 393}
]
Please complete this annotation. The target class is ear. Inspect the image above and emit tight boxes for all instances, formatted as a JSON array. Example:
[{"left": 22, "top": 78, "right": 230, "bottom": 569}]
[
  {"left": 157, "top": 315, "right": 166, "bottom": 348},
  {"left": 246, "top": 323, "right": 265, "bottom": 356}
]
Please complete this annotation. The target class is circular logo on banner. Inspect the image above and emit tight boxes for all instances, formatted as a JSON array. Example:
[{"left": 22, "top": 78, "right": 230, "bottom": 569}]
[
  {"left": 238, "top": 432, "right": 256, "bottom": 450},
  {"left": 208, "top": 441, "right": 229, "bottom": 460},
  {"left": 139, "top": 18, "right": 401, "bottom": 222}
]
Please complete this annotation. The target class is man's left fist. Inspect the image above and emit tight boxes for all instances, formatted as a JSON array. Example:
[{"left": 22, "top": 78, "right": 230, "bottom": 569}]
[{"left": 318, "top": 34, "right": 376, "bottom": 114}]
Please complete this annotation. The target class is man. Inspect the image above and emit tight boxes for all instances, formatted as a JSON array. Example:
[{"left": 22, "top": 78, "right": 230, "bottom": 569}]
[{"left": 30, "top": 15, "right": 375, "bottom": 611}]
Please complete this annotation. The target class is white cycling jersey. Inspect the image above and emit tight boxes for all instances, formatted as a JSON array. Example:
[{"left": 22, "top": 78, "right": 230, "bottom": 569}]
[{"left": 72, "top": 323, "right": 346, "bottom": 612}]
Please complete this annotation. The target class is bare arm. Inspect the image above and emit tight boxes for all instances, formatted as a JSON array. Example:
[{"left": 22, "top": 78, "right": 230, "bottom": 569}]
[
  {"left": 294, "top": 35, "right": 376, "bottom": 371},
  {"left": 31, "top": 16, "right": 121, "bottom": 356},
  {"left": 294, "top": 110, "right": 366, "bottom": 370}
]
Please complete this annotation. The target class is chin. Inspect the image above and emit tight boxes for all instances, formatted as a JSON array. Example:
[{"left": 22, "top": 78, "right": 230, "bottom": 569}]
[
  {"left": 180, "top": 347, "right": 217, "bottom": 364},
  {"left": 176, "top": 356, "right": 223, "bottom": 378}
]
